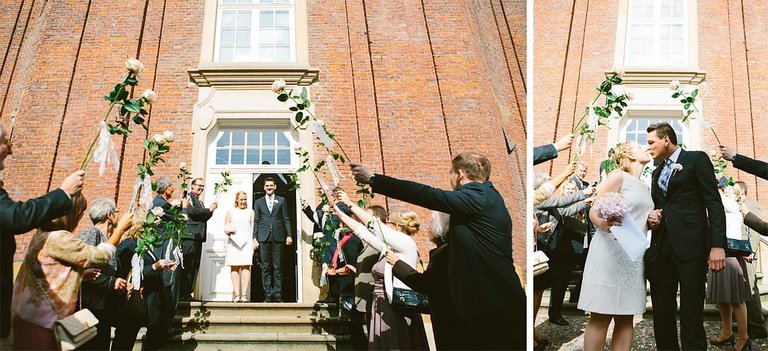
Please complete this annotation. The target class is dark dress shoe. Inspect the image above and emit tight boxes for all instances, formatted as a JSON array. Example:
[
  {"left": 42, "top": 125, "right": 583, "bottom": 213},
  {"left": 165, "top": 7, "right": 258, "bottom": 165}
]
[
  {"left": 548, "top": 317, "right": 569, "bottom": 326},
  {"left": 735, "top": 337, "right": 752, "bottom": 351},
  {"left": 709, "top": 334, "right": 735, "bottom": 346},
  {"left": 166, "top": 327, "right": 182, "bottom": 337}
]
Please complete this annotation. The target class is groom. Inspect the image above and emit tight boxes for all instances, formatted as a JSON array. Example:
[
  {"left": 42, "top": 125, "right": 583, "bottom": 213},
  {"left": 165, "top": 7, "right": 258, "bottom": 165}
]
[
  {"left": 254, "top": 177, "right": 293, "bottom": 302},
  {"left": 646, "top": 122, "right": 726, "bottom": 350}
]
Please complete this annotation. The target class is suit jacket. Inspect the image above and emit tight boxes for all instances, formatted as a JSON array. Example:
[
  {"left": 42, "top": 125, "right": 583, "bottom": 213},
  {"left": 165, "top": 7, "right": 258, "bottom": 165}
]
[
  {"left": 302, "top": 202, "right": 338, "bottom": 263},
  {"left": 650, "top": 149, "right": 726, "bottom": 261},
  {"left": 392, "top": 243, "right": 462, "bottom": 350},
  {"left": 534, "top": 191, "right": 587, "bottom": 251},
  {"left": 253, "top": 194, "right": 292, "bottom": 242},
  {"left": 534, "top": 144, "right": 558, "bottom": 165},
  {"left": 334, "top": 232, "right": 363, "bottom": 297},
  {"left": 371, "top": 174, "right": 525, "bottom": 319},
  {"left": 151, "top": 194, "right": 176, "bottom": 287},
  {"left": 1, "top": 187, "right": 72, "bottom": 258},
  {"left": 733, "top": 154, "right": 768, "bottom": 180},
  {"left": 184, "top": 193, "right": 213, "bottom": 242}
]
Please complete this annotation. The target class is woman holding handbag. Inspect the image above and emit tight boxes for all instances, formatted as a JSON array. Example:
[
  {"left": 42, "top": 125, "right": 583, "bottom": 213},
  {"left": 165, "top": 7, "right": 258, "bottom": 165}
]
[
  {"left": 332, "top": 192, "right": 428, "bottom": 350},
  {"left": 11, "top": 194, "right": 133, "bottom": 350}
]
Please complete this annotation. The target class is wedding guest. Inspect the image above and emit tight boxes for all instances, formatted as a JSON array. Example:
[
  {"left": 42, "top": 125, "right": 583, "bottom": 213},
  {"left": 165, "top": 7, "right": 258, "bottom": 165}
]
[
  {"left": 532, "top": 214, "right": 553, "bottom": 350},
  {"left": 387, "top": 210, "right": 462, "bottom": 350},
  {"left": 534, "top": 133, "right": 575, "bottom": 165},
  {"left": 78, "top": 198, "right": 125, "bottom": 350},
  {"left": 720, "top": 145, "right": 768, "bottom": 179},
  {"left": 0, "top": 122, "right": 84, "bottom": 339},
  {"left": 11, "top": 195, "right": 132, "bottom": 350},
  {"left": 326, "top": 203, "right": 363, "bottom": 318},
  {"left": 253, "top": 177, "right": 293, "bottom": 302},
  {"left": 572, "top": 162, "right": 590, "bottom": 189},
  {"left": 580, "top": 141, "right": 653, "bottom": 351},
  {"left": 707, "top": 182, "right": 752, "bottom": 351},
  {"left": 354, "top": 205, "right": 387, "bottom": 338},
  {"left": 225, "top": 191, "right": 255, "bottom": 302},
  {"left": 533, "top": 163, "right": 577, "bottom": 205},
  {"left": 734, "top": 181, "right": 768, "bottom": 339},
  {"left": 179, "top": 177, "right": 217, "bottom": 302},
  {"left": 332, "top": 194, "right": 428, "bottom": 350},
  {"left": 301, "top": 186, "right": 339, "bottom": 303}
]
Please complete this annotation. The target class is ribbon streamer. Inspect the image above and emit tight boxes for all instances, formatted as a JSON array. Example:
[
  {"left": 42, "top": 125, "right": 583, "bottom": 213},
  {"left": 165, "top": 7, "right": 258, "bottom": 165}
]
[
  {"left": 310, "top": 121, "right": 335, "bottom": 149},
  {"left": 130, "top": 253, "right": 143, "bottom": 290},
  {"left": 92, "top": 122, "right": 120, "bottom": 176},
  {"left": 325, "top": 155, "right": 340, "bottom": 186}
]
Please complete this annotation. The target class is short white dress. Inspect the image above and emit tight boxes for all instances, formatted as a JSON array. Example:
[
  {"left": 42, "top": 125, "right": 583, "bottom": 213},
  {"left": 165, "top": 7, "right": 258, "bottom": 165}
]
[
  {"left": 225, "top": 207, "right": 254, "bottom": 266},
  {"left": 578, "top": 172, "right": 653, "bottom": 315}
]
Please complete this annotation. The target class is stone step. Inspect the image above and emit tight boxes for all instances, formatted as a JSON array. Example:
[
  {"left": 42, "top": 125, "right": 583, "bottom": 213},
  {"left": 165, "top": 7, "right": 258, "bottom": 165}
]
[
  {"left": 176, "top": 302, "right": 336, "bottom": 318},
  {"left": 131, "top": 332, "right": 352, "bottom": 351},
  {"left": 176, "top": 315, "right": 343, "bottom": 334}
]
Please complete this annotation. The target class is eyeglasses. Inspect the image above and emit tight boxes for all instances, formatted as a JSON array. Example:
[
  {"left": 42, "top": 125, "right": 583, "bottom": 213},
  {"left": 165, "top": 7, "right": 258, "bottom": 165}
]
[{"left": 193, "top": 184, "right": 205, "bottom": 188}]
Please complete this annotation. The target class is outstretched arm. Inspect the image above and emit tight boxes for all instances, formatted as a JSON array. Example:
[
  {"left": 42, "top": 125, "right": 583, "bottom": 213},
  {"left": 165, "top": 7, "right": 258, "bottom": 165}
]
[
  {"left": 0, "top": 188, "right": 72, "bottom": 234},
  {"left": 332, "top": 204, "right": 386, "bottom": 253}
]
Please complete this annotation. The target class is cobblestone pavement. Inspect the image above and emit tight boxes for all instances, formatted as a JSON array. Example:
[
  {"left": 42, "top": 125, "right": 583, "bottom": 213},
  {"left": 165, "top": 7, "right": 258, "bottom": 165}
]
[{"left": 535, "top": 311, "right": 768, "bottom": 350}]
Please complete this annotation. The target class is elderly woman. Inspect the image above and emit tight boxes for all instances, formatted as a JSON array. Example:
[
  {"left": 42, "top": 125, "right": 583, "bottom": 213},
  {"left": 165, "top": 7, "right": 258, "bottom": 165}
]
[
  {"left": 79, "top": 198, "right": 127, "bottom": 350},
  {"left": 12, "top": 194, "right": 132, "bottom": 350}
]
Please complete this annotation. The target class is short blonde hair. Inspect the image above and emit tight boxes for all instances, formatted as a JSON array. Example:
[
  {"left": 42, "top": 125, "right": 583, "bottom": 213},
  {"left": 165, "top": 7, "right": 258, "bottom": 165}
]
[
  {"left": 234, "top": 191, "right": 248, "bottom": 207},
  {"left": 389, "top": 209, "right": 420, "bottom": 236},
  {"left": 122, "top": 208, "right": 148, "bottom": 240}
]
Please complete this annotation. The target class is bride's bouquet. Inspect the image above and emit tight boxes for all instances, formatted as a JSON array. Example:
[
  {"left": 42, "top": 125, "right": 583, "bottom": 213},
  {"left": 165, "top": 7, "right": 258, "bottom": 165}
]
[{"left": 593, "top": 192, "right": 629, "bottom": 223}]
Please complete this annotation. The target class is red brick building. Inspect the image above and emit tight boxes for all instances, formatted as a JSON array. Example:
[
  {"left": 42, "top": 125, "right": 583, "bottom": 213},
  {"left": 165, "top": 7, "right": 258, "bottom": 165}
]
[{"left": 0, "top": 0, "right": 525, "bottom": 301}]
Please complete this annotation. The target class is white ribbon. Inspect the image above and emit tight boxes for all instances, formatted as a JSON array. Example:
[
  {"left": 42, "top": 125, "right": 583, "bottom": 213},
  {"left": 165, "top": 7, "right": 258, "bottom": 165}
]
[
  {"left": 92, "top": 122, "right": 120, "bottom": 176},
  {"left": 586, "top": 105, "right": 598, "bottom": 133},
  {"left": 173, "top": 245, "right": 184, "bottom": 270},
  {"left": 310, "top": 120, "right": 335, "bottom": 149},
  {"left": 132, "top": 175, "right": 154, "bottom": 210},
  {"left": 325, "top": 155, "right": 340, "bottom": 186},
  {"left": 320, "top": 263, "right": 328, "bottom": 287},
  {"left": 130, "top": 253, "right": 143, "bottom": 290}
]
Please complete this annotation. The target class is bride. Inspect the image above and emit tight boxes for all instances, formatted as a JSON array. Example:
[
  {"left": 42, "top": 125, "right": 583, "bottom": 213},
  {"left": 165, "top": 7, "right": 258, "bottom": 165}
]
[{"left": 579, "top": 141, "right": 654, "bottom": 351}]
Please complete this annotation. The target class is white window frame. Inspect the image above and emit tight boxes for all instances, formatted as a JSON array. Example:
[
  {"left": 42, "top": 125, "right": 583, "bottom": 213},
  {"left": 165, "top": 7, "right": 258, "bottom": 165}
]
[
  {"left": 211, "top": 128, "right": 297, "bottom": 168},
  {"left": 214, "top": 0, "right": 297, "bottom": 63}
]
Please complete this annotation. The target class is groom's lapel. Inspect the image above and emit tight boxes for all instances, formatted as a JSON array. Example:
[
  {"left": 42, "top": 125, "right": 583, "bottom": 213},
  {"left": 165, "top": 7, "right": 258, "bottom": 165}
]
[
  {"left": 666, "top": 149, "right": 688, "bottom": 195},
  {"left": 652, "top": 162, "right": 664, "bottom": 199}
]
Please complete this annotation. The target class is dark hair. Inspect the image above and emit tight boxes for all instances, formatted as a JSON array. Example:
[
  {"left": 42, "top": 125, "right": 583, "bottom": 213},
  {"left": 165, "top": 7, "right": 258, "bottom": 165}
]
[
  {"left": 647, "top": 122, "right": 678, "bottom": 145},
  {"left": 370, "top": 205, "right": 387, "bottom": 222},
  {"left": 734, "top": 180, "right": 748, "bottom": 196},
  {"left": 264, "top": 177, "right": 275, "bottom": 185},
  {"left": 191, "top": 177, "right": 204, "bottom": 186},
  {"left": 451, "top": 152, "right": 492, "bottom": 182}
]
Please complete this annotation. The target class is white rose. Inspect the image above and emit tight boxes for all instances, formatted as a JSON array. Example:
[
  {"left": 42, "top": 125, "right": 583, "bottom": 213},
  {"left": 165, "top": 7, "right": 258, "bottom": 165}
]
[
  {"left": 179, "top": 162, "right": 187, "bottom": 168},
  {"left": 141, "top": 89, "right": 157, "bottom": 105},
  {"left": 313, "top": 232, "right": 324, "bottom": 240},
  {"left": 171, "top": 199, "right": 181, "bottom": 207},
  {"left": 163, "top": 130, "right": 174, "bottom": 142},
  {"left": 153, "top": 134, "right": 164, "bottom": 143},
  {"left": 613, "top": 67, "right": 625, "bottom": 78},
  {"left": 151, "top": 206, "right": 165, "bottom": 217},
  {"left": 125, "top": 58, "right": 145, "bottom": 75},
  {"left": 625, "top": 91, "right": 635, "bottom": 101},
  {"left": 708, "top": 149, "right": 718, "bottom": 158},
  {"left": 610, "top": 85, "right": 625, "bottom": 97},
  {"left": 271, "top": 79, "right": 286, "bottom": 94},
  {"left": 181, "top": 214, "right": 189, "bottom": 221},
  {"left": 669, "top": 80, "right": 680, "bottom": 91}
]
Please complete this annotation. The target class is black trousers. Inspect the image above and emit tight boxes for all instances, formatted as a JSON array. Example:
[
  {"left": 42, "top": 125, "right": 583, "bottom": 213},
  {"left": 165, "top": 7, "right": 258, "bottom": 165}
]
[
  {"left": 111, "top": 322, "right": 141, "bottom": 351},
  {"left": 179, "top": 238, "right": 202, "bottom": 299},
  {"left": 79, "top": 308, "right": 112, "bottom": 351},
  {"left": 1, "top": 253, "right": 12, "bottom": 338},
  {"left": 548, "top": 240, "right": 578, "bottom": 320},
  {"left": 649, "top": 241, "right": 708, "bottom": 351},
  {"left": 747, "top": 280, "right": 768, "bottom": 338},
  {"left": 259, "top": 240, "right": 284, "bottom": 301}
]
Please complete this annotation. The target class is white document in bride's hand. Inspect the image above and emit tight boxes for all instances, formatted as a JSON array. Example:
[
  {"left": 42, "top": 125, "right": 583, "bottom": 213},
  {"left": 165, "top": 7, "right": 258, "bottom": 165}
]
[{"left": 610, "top": 215, "right": 649, "bottom": 262}]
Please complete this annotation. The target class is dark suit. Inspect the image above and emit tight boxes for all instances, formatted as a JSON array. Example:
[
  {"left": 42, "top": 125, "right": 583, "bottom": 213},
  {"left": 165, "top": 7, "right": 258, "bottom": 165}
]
[
  {"left": 393, "top": 243, "right": 462, "bottom": 350},
  {"left": 0, "top": 187, "right": 71, "bottom": 338},
  {"left": 254, "top": 194, "right": 293, "bottom": 301},
  {"left": 534, "top": 144, "right": 558, "bottom": 165},
  {"left": 648, "top": 149, "right": 726, "bottom": 350},
  {"left": 371, "top": 175, "right": 526, "bottom": 350},
  {"left": 732, "top": 154, "right": 768, "bottom": 180},
  {"left": 301, "top": 201, "right": 338, "bottom": 264},
  {"left": 144, "top": 194, "right": 178, "bottom": 350},
  {"left": 179, "top": 194, "right": 213, "bottom": 299}
]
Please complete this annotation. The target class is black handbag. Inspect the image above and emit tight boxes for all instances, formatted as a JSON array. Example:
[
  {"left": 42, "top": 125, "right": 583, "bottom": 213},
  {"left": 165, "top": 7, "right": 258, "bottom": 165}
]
[
  {"left": 389, "top": 255, "right": 430, "bottom": 314},
  {"left": 725, "top": 238, "right": 753, "bottom": 257}
]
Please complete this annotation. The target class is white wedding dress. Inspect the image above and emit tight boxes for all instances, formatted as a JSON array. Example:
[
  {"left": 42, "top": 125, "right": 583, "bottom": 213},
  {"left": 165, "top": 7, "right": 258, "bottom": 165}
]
[
  {"left": 578, "top": 171, "right": 653, "bottom": 315},
  {"left": 225, "top": 207, "right": 254, "bottom": 266}
]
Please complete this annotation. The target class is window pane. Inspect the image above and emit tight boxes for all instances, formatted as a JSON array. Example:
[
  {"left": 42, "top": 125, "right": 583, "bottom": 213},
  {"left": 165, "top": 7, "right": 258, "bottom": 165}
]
[
  {"left": 220, "top": 29, "right": 235, "bottom": 45},
  {"left": 276, "top": 29, "right": 290, "bottom": 45},
  {"left": 232, "top": 131, "right": 245, "bottom": 146},
  {"left": 219, "top": 47, "right": 234, "bottom": 61},
  {"left": 235, "top": 47, "right": 250, "bottom": 60},
  {"left": 237, "top": 11, "right": 252, "bottom": 27},
  {"left": 222, "top": 0, "right": 236, "bottom": 3},
  {"left": 262, "top": 150, "right": 276, "bottom": 165},
  {"left": 216, "top": 132, "right": 230, "bottom": 147},
  {"left": 221, "top": 11, "right": 237, "bottom": 28},
  {"left": 260, "top": 10, "right": 274, "bottom": 27},
  {"left": 216, "top": 149, "right": 229, "bottom": 164},
  {"left": 275, "top": 10, "right": 289, "bottom": 26},
  {"left": 231, "top": 149, "right": 245, "bottom": 164},
  {"left": 236, "top": 30, "right": 250, "bottom": 45},
  {"left": 247, "top": 132, "right": 260, "bottom": 146},
  {"left": 260, "top": 29, "right": 275, "bottom": 44},
  {"left": 263, "top": 131, "right": 276, "bottom": 146},
  {"left": 277, "top": 132, "right": 290, "bottom": 146},
  {"left": 247, "top": 149, "right": 260, "bottom": 164},
  {"left": 275, "top": 46, "right": 290, "bottom": 61},
  {"left": 258, "top": 46, "right": 274, "bottom": 61},
  {"left": 277, "top": 149, "right": 290, "bottom": 164}
]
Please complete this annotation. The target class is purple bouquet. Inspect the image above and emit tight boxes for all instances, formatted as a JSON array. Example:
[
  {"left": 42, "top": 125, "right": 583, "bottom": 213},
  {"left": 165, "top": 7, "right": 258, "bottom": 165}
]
[{"left": 593, "top": 192, "right": 629, "bottom": 223}]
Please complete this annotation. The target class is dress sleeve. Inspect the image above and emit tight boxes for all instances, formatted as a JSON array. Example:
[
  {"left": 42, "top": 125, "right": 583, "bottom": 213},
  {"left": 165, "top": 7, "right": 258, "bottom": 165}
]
[{"left": 47, "top": 231, "right": 116, "bottom": 268}]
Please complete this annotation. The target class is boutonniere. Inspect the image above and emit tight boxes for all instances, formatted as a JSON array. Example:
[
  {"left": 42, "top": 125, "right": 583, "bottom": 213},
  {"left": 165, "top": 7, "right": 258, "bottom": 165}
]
[
  {"left": 272, "top": 199, "right": 279, "bottom": 205},
  {"left": 671, "top": 163, "right": 683, "bottom": 176}
]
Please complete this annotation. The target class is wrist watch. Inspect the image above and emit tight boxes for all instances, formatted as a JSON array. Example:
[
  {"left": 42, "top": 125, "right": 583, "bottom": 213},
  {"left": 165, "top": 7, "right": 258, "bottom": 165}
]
[{"left": 368, "top": 174, "right": 375, "bottom": 185}]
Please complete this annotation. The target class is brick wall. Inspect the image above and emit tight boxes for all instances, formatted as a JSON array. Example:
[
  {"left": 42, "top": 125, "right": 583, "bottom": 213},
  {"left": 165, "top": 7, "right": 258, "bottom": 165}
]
[
  {"left": 534, "top": 0, "right": 768, "bottom": 213},
  {"left": 0, "top": 0, "right": 526, "bottom": 277}
]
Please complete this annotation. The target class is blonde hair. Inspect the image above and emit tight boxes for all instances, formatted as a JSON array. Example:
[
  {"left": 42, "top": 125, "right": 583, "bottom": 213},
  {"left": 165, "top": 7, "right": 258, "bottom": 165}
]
[
  {"left": 234, "top": 191, "right": 248, "bottom": 207},
  {"left": 41, "top": 194, "right": 87, "bottom": 232},
  {"left": 389, "top": 209, "right": 420, "bottom": 235},
  {"left": 613, "top": 142, "right": 637, "bottom": 174},
  {"left": 122, "top": 208, "right": 148, "bottom": 240}
]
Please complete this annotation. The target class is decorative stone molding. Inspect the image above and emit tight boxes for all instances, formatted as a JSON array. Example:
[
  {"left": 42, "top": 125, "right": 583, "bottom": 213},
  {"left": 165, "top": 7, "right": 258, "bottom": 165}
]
[
  {"left": 188, "top": 66, "right": 320, "bottom": 87},
  {"left": 604, "top": 69, "right": 706, "bottom": 86}
]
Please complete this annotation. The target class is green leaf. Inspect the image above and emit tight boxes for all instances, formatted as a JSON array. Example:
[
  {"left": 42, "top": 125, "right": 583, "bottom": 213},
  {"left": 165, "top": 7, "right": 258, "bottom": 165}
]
[
  {"left": 126, "top": 77, "right": 138, "bottom": 86},
  {"left": 686, "top": 96, "right": 694, "bottom": 103},
  {"left": 277, "top": 93, "right": 289, "bottom": 102},
  {"left": 297, "top": 103, "right": 305, "bottom": 110},
  {"left": 339, "top": 155, "right": 345, "bottom": 163},
  {"left": 124, "top": 102, "right": 141, "bottom": 113},
  {"left": 289, "top": 106, "right": 298, "bottom": 111},
  {"left": 295, "top": 111, "right": 304, "bottom": 123},
  {"left": 332, "top": 153, "right": 339, "bottom": 160},
  {"left": 116, "top": 89, "right": 128, "bottom": 101},
  {"left": 615, "top": 106, "right": 623, "bottom": 113},
  {"left": 684, "top": 103, "right": 691, "bottom": 110},
  {"left": 133, "top": 115, "right": 145, "bottom": 125},
  {"left": 611, "top": 76, "right": 622, "bottom": 84},
  {"left": 151, "top": 182, "right": 158, "bottom": 191},
  {"left": 301, "top": 87, "right": 308, "bottom": 99},
  {"left": 692, "top": 89, "right": 698, "bottom": 98},
  {"left": 140, "top": 108, "right": 148, "bottom": 116},
  {"left": 672, "top": 92, "right": 681, "bottom": 98},
  {"left": 680, "top": 99, "right": 688, "bottom": 104}
]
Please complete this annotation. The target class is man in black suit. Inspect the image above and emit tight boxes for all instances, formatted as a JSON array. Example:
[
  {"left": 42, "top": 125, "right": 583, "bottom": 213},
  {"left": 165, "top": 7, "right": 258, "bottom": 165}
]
[
  {"left": 0, "top": 123, "right": 83, "bottom": 338},
  {"left": 646, "top": 122, "right": 726, "bottom": 350},
  {"left": 253, "top": 177, "right": 293, "bottom": 302},
  {"left": 351, "top": 153, "right": 526, "bottom": 350},
  {"left": 301, "top": 186, "right": 340, "bottom": 303},
  {"left": 719, "top": 144, "right": 768, "bottom": 180},
  {"left": 144, "top": 176, "right": 181, "bottom": 349},
  {"left": 179, "top": 177, "right": 217, "bottom": 302},
  {"left": 534, "top": 133, "right": 574, "bottom": 165}
]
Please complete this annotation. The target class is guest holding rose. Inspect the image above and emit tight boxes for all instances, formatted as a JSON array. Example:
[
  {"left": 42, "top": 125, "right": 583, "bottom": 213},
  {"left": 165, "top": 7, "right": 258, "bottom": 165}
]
[
  {"left": 11, "top": 194, "right": 132, "bottom": 350},
  {"left": 225, "top": 191, "right": 255, "bottom": 302}
]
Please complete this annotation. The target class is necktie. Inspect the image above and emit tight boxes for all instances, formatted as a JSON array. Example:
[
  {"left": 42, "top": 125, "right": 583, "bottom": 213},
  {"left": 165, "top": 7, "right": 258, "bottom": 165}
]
[
  {"left": 267, "top": 195, "right": 274, "bottom": 213},
  {"left": 658, "top": 159, "right": 673, "bottom": 194}
]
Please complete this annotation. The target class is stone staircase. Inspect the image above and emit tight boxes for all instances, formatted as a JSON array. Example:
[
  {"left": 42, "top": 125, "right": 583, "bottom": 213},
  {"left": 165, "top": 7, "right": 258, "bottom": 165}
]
[{"left": 128, "top": 302, "right": 352, "bottom": 350}]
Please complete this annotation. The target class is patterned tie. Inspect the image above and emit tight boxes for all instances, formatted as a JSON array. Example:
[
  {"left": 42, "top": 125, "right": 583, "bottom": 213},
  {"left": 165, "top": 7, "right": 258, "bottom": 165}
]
[
  {"left": 658, "top": 159, "right": 673, "bottom": 194},
  {"left": 267, "top": 195, "right": 274, "bottom": 213}
]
